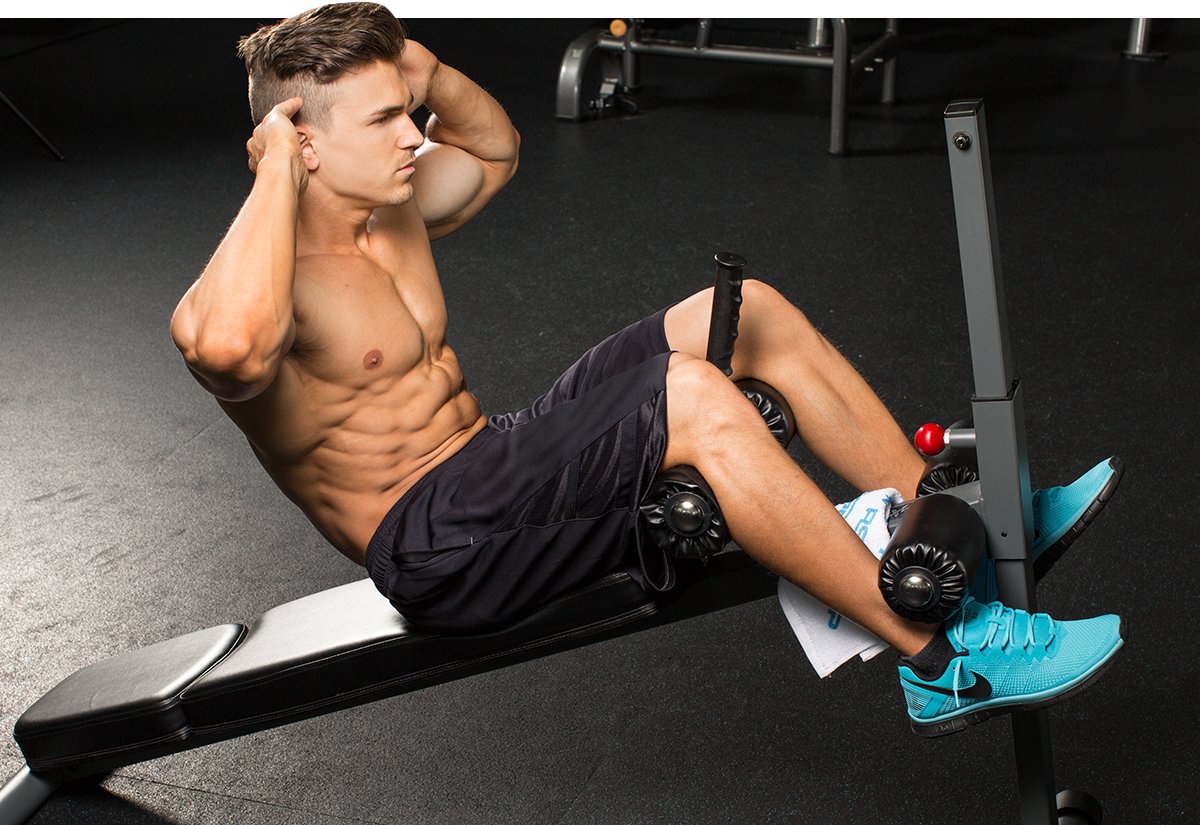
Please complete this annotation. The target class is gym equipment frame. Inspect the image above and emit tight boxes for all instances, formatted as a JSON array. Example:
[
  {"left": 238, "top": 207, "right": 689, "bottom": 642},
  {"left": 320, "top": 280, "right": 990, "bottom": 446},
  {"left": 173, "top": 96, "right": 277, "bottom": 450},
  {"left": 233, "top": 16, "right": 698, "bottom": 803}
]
[
  {"left": 935, "top": 99, "right": 1106, "bottom": 825},
  {"left": 555, "top": 19, "right": 899, "bottom": 155}
]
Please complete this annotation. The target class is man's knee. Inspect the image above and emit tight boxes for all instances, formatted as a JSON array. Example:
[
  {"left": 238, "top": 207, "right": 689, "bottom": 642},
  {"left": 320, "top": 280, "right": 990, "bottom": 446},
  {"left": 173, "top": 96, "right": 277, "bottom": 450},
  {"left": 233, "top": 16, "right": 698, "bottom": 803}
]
[
  {"left": 666, "top": 352, "right": 731, "bottom": 401},
  {"left": 741, "top": 278, "right": 781, "bottom": 308},
  {"left": 739, "top": 278, "right": 826, "bottom": 360},
  {"left": 663, "top": 353, "right": 764, "bottom": 464}
]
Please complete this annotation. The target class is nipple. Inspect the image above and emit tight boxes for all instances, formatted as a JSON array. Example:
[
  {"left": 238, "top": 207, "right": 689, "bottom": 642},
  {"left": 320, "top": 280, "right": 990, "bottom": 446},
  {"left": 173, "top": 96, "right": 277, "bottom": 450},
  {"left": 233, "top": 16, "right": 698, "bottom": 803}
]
[{"left": 363, "top": 348, "right": 384, "bottom": 369}]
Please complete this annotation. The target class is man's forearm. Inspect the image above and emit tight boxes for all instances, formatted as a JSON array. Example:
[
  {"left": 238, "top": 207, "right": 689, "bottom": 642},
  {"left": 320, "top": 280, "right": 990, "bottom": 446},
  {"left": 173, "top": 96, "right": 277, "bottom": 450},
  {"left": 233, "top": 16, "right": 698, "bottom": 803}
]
[{"left": 422, "top": 62, "right": 519, "bottom": 166}]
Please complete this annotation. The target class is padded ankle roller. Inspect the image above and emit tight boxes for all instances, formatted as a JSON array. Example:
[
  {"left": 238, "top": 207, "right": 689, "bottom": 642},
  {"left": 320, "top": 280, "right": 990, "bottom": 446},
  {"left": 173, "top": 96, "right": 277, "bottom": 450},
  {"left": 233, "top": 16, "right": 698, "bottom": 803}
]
[
  {"left": 735, "top": 378, "right": 795, "bottom": 449},
  {"left": 640, "top": 466, "right": 728, "bottom": 563},
  {"left": 879, "top": 493, "right": 987, "bottom": 623}
]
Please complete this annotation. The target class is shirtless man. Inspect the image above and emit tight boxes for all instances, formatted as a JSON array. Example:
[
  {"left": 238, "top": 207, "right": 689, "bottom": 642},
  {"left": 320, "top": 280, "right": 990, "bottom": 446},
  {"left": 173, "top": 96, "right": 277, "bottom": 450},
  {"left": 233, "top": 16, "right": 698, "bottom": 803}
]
[{"left": 171, "top": 4, "right": 1124, "bottom": 736}]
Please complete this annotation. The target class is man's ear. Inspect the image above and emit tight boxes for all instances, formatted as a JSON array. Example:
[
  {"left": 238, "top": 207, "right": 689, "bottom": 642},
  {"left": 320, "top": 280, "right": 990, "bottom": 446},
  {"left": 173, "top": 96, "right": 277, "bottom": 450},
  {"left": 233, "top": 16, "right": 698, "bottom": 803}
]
[{"left": 298, "top": 130, "right": 320, "bottom": 172}]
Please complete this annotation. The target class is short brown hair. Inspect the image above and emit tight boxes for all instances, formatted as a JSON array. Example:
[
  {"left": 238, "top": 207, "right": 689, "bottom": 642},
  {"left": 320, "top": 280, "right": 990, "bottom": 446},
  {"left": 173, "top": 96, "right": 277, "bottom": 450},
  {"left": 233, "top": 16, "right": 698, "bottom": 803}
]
[{"left": 237, "top": 3, "right": 408, "bottom": 129}]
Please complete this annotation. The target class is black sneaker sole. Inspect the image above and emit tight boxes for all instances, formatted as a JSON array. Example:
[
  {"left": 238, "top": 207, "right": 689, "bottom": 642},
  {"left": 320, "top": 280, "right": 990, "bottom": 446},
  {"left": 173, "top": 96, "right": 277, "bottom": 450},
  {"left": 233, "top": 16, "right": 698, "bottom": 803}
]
[
  {"left": 909, "top": 616, "right": 1127, "bottom": 738},
  {"left": 1033, "top": 456, "right": 1125, "bottom": 582}
]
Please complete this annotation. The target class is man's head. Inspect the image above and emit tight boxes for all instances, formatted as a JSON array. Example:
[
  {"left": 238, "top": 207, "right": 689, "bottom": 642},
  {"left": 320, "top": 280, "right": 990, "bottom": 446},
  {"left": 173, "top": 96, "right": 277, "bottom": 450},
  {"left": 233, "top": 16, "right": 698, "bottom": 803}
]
[{"left": 237, "top": 3, "right": 407, "bottom": 131}]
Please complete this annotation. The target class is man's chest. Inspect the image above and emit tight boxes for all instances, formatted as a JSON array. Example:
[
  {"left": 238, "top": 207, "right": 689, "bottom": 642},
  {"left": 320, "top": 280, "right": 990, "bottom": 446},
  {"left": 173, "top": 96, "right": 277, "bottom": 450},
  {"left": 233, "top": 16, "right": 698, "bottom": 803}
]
[{"left": 291, "top": 259, "right": 449, "bottom": 387}]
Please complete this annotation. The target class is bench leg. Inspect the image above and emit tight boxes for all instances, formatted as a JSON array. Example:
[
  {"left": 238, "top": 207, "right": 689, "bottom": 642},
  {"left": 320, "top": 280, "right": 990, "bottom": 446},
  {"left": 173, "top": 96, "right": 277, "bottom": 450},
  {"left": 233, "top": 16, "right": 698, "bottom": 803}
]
[{"left": 0, "top": 766, "right": 59, "bottom": 825}]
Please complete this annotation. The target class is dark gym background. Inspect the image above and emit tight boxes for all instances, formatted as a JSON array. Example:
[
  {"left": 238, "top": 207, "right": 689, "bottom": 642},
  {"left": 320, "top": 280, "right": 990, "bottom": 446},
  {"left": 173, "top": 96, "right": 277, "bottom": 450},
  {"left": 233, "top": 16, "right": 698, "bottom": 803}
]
[{"left": 2, "top": 18, "right": 1196, "bottom": 825}]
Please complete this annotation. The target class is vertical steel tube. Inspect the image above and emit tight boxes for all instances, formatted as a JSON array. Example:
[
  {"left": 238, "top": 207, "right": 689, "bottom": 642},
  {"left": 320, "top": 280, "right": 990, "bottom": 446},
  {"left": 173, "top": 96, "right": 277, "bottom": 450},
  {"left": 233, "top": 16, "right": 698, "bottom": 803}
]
[
  {"left": 881, "top": 19, "right": 899, "bottom": 104},
  {"left": 624, "top": 19, "right": 641, "bottom": 89},
  {"left": 829, "top": 19, "right": 850, "bottom": 154},
  {"left": 805, "top": 18, "right": 829, "bottom": 49},
  {"left": 1126, "top": 18, "right": 1151, "bottom": 54},
  {"left": 943, "top": 101, "right": 1012, "bottom": 399},
  {"left": 944, "top": 99, "right": 1057, "bottom": 825},
  {"left": 1121, "top": 18, "right": 1165, "bottom": 59}
]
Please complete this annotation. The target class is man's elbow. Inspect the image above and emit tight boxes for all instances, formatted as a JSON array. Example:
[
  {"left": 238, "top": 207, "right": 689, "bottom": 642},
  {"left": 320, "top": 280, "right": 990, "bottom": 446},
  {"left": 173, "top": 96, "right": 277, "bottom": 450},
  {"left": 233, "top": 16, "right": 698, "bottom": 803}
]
[
  {"left": 485, "top": 133, "right": 519, "bottom": 200},
  {"left": 172, "top": 322, "right": 277, "bottom": 399},
  {"left": 196, "top": 337, "right": 266, "bottom": 382},
  {"left": 502, "top": 128, "right": 520, "bottom": 183}
]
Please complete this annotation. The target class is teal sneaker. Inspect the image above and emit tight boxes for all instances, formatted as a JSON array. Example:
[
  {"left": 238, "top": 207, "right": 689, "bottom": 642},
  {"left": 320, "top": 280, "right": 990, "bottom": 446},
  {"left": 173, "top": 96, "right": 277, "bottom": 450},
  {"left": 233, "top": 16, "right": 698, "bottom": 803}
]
[
  {"left": 1031, "top": 456, "right": 1124, "bottom": 578},
  {"left": 898, "top": 597, "right": 1125, "bottom": 737},
  {"left": 968, "top": 456, "right": 1123, "bottom": 603}
]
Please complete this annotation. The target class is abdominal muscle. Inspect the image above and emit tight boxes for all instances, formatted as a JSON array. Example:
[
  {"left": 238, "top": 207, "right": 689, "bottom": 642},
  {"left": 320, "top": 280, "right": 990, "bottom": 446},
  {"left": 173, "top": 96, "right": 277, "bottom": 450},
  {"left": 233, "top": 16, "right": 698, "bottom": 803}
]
[{"left": 228, "top": 344, "right": 487, "bottom": 565}]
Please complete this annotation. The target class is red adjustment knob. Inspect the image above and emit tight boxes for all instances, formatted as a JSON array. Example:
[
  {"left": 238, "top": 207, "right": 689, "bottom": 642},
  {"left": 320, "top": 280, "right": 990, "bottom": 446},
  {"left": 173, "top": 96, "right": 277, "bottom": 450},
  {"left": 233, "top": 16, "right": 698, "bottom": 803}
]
[{"left": 914, "top": 423, "right": 946, "bottom": 457}]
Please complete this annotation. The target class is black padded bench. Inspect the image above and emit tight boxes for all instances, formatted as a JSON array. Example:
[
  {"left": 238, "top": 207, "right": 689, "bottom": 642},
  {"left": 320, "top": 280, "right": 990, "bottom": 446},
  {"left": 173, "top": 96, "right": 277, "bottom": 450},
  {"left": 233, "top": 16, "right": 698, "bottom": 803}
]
[
  {"left": 1, "top": 553, "right": 775, "bottom": 822},
  {"left": 2, "top": 253, "right": 780, "bottom": 824}
]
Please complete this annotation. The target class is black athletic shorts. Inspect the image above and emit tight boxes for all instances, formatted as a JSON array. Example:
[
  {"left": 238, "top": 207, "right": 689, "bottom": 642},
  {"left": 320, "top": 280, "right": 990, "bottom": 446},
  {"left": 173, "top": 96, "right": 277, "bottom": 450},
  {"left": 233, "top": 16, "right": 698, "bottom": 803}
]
[{"left": 364, "top": 307, "right": 675, "bottom": 633}]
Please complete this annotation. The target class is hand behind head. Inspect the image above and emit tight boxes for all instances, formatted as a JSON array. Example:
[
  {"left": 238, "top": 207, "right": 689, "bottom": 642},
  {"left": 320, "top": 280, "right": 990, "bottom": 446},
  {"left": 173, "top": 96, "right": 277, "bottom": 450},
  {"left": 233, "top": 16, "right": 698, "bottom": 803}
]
[{"left": 246, "top": 97, "right": 309, "bottom": 192}]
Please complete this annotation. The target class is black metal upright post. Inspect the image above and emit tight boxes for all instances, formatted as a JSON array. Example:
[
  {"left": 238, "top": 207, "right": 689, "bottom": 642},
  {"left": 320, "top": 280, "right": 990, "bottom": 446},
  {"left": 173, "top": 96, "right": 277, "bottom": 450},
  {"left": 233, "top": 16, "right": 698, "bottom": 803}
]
[
  {"left": 943, "top": 99, "right": 1057, "bottom": 825},
  {"left": 706, "top": 252, "right": 746, "bottom": 375}
]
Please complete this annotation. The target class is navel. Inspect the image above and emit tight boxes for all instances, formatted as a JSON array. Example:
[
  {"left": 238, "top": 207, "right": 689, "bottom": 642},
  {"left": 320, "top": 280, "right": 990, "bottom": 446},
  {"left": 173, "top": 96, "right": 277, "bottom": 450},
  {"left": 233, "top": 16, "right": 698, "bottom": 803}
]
[{"left": 363, "top": 348, "right": 384, "bottom": 369}]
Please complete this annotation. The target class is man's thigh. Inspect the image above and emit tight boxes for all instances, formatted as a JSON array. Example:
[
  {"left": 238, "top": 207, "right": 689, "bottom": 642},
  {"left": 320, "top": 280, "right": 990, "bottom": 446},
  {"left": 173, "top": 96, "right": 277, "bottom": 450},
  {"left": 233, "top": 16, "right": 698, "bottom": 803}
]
[{"left": 662, "top": 286, "right": 717, "bottom": 359}]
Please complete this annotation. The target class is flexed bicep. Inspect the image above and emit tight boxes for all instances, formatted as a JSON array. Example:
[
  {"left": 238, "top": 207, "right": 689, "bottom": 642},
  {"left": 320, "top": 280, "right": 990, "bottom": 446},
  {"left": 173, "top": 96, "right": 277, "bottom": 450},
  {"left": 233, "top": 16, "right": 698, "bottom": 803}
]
[
  {"left": 410, "top": 140, "right": 516, "bottom": 239},
  {"left": 395, "top": 46, "right": 520, "bottom": 240}
]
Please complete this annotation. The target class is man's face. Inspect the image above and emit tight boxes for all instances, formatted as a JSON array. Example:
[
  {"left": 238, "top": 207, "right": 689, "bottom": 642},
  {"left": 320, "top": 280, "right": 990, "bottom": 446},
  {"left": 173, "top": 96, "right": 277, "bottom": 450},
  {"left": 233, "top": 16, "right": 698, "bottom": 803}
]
[{"left": 307, "top": 59, "right": 424, "bottom": 208}]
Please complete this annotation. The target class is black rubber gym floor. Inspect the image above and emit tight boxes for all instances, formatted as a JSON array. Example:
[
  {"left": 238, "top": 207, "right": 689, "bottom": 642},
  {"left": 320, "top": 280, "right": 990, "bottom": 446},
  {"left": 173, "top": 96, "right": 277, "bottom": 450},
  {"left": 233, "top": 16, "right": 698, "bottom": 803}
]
[{"left": 2, "top": 18, "right": 1196, "bottom": 825}]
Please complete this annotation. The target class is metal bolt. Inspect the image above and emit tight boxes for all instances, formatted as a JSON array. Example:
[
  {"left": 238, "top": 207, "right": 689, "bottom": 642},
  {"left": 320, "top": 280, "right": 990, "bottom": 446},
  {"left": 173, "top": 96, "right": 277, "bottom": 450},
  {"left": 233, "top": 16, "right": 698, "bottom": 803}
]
[
  {"left": 668, "top": 494, "right": 708, "bottom": 536},
  {"left": 898, "top": 572, "right": 936, "bottom": 609},
  {"left": 953, "top": 131, "right": 972, "bottom": 151}
]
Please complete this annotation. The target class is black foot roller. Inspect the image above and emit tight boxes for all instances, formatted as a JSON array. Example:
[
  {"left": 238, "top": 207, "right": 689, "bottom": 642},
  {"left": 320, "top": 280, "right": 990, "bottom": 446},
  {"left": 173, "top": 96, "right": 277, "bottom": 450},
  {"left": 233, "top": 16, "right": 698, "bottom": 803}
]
[{"left": 878, "top": 493, "right": 987, "bottom": 623}]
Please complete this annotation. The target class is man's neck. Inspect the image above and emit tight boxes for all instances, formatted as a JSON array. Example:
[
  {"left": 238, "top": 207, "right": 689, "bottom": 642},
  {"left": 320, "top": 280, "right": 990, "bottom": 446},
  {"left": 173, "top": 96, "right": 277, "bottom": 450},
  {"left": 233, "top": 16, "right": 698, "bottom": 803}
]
[{"left": 296, "top": 189, "right": 376, "bottom": 258}]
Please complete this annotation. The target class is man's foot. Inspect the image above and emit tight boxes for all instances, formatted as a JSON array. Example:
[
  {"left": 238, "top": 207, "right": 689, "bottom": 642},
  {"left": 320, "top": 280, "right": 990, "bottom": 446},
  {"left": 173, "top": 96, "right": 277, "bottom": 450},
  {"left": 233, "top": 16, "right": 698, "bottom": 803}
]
[
  {"left": 970, "top": 456, "right": 1124, "bottom": 602},
  {"left": 1030, "top": 456, "right": 1124, "bottom": 578},
  {"left": 897, "top": 597, "right": 1125, "bottom": 737}
]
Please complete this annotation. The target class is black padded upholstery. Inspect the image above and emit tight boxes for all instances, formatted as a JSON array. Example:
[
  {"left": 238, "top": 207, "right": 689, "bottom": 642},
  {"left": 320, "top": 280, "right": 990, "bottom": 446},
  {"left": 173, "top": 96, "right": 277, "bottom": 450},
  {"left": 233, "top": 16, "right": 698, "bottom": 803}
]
[
  {"left": 14, "top": 625, "right": 243, "bottom": 774},
  {"left": 13, "top": 555, "right": 774, "bottom": 781},
  {"left": 181, "top": 574, "right": 658, "bottom": 735}
]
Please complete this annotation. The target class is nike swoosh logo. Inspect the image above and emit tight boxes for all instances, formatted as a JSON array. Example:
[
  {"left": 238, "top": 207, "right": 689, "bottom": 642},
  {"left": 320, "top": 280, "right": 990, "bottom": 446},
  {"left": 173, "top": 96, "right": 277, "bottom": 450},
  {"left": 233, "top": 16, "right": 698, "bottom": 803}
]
[{"left": 903, "top": 671, "right": 993, "bottom": 700}]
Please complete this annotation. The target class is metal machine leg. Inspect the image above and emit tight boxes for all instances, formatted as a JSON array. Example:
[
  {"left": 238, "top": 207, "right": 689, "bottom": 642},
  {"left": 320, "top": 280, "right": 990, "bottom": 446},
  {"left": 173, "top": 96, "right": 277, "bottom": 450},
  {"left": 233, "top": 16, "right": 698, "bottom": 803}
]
[
  {"left": 555, "top": 31, "right": 603, "bottom": 120},
  {"left": 803, "top": 18, "right": 830, "bottom": 50},
  {"left": 0, "top": 766, "right": 60, "bottom": 824},
  {"left": 881, "top": 19, "right": 899, "bottom": 104},
  {"left": 944, "top": 99, "right": 1105, "bottom": 825},
  {"left": 945, "top": 98, "right": 1056, "bottom": 825},
  {"left": 0, "top": 91, "right": 66, "bottom": 161},
  {"left": 829, "top": 19, "right": 850, "bottom": 155},
  {"left": 556, "top": 20, "right": 899, "bottom": 153},
  {"left": 829, "top": 19, "right": 898, "bottom": 154},
  {"left": 1122, "top": 18, "right": 1167, "bottom": 60},
  {"left": 624, "top": 19, "right": 642, "bottom": 90}
]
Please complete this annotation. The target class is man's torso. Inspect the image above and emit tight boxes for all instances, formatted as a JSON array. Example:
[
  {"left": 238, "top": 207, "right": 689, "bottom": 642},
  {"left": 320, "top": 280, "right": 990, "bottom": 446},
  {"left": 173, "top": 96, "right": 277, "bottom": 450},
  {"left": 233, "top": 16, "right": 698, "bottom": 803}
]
[{"left": 217, "top": 201, "right": 485, "bottom": 562}]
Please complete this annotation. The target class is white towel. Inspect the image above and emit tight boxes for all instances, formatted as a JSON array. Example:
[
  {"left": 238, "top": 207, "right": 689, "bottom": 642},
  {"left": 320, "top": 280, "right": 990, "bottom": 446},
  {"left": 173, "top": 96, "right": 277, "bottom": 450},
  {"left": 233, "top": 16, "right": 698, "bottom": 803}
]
[{"left": 777, "top": 488, "right": 902, "bottom": 678}]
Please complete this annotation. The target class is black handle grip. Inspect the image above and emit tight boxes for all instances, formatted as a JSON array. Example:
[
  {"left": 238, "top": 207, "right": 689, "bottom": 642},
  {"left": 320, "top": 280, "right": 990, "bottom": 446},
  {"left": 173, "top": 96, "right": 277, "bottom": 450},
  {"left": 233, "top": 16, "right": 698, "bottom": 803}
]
[{"left": 705, "top": 252, "right": 745, "bottom": 376}]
